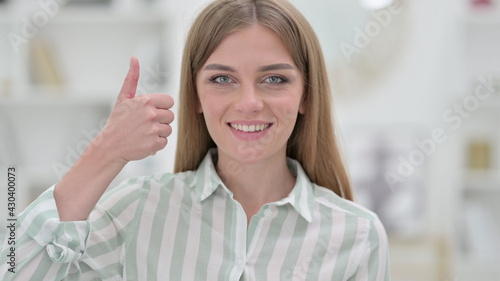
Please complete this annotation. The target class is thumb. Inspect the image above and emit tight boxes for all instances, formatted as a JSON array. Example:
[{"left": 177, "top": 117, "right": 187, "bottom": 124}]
[{"left": 116, "top": 57, "right": 140, "bottom": 103}]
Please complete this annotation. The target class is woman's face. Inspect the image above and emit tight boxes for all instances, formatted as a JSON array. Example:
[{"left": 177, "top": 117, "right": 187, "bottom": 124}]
[{"left": 196, "top": 23, "right": 305, "bottom": 165}]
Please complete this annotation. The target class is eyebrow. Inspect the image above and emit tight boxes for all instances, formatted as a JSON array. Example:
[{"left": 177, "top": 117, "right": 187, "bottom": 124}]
[
  {"left": 203, "top": 63, "right": 295, "bottom": 72},
  {"left": 258, "top": 63, "right": 294, "bottom": 72},
  {"left": 203, "top": 64, "right": 235, "bottom": 72}
]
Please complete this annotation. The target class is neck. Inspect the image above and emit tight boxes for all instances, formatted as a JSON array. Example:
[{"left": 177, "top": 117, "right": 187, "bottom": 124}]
[{"left": 215, "top": 148, "right": 296, "bottom": 223}]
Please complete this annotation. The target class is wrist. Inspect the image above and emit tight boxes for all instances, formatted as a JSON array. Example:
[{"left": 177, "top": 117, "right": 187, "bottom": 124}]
[{"left": 82, "top": 133, "right": 128, "bottom": 170}]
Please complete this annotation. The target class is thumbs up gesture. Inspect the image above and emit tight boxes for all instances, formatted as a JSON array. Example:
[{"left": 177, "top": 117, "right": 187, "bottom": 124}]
[{"left": 98, "top": 57, "right": 174, "bottom": 164}]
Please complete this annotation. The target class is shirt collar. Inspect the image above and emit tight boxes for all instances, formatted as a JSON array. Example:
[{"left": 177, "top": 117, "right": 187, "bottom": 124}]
[{"left": 194, "top": 148, "right": 315, "bottom": 223}]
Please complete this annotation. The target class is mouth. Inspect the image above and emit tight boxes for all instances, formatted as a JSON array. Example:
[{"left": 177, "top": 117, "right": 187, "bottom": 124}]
[
  {"left": 227, "top": 122, "right": 272, "bottom": 132},
  {"left": 226, "top": 121, "right": 274, "bottom": 141}
]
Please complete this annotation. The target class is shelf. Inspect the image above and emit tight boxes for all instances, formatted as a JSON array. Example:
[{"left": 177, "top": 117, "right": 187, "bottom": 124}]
[
  {"left": 2, "top": 6, "right": 169, "bottom": 25},
  {"left": 53, "top": 8, "right": 168, "bottom": 24},
  {"left": 0, "top": 93, "right": 114, "bottom": 107},
  {"left": 456, "top": 7, "right": 500, "bottom": 275}
]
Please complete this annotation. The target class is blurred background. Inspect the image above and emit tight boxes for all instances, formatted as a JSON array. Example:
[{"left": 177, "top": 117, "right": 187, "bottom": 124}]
[{"left": 0, "top": 0, "right": 499, "bottom": 280}]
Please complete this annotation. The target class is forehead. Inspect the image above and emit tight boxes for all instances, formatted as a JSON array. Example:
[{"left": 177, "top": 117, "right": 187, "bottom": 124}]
[{"left": 204, "top": 23, "right": 296, "bottom": 67}]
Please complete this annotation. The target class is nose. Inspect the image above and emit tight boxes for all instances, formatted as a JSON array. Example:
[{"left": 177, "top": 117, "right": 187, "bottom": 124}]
[{"left": 234, "top": 84, "right": 264, "bottom": 113}]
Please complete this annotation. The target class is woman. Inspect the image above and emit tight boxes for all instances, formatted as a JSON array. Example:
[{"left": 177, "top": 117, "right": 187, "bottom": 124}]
[{"left": 0, "top": 0, "right": 389, "bottom": 280}]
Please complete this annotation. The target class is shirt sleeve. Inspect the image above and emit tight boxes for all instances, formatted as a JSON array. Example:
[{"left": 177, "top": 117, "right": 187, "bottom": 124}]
[
  {"left": 348, "top": 216, "right": 391, "bottom": 281},
  {"left": 0, "top": 177, "right": 146, "bottom": 281}
]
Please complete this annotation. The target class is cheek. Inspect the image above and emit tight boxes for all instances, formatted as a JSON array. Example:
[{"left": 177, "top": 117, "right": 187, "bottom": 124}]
[
  {"left": 200, "top": 94, "right": 228, "bottom": 127},
  {"left": 272, "top": 97, "right": 302, "bottom": 127}
]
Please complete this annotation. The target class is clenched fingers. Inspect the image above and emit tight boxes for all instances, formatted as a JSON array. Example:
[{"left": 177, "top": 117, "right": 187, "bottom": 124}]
[
  {"left": 156, "top": 109, "right": 175, "bottom": 125},
  {"left": 156, "top": 123, "right": 172, "bottom": 138},
  {"left": 141, "top": 93, "right": 174, "bottom": 110}
]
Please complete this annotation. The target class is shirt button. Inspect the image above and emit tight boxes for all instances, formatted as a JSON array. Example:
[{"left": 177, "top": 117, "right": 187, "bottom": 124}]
[{"left": 264, "top": 209, "right": 272, "bottom": 217}]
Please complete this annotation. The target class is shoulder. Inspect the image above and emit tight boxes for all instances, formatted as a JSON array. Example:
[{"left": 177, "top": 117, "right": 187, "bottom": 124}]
[
  {"left": 289, "top": 157, "right": 385, "bottom": 231},
  {"left": 311, "top": 184, "right": 389, "bottom": 265},
  {"left": 311, "top": 184, "right": 388, "bottom": 243},
  {"left": 312, "top": 184, "right": 381, "bottom": 223}
]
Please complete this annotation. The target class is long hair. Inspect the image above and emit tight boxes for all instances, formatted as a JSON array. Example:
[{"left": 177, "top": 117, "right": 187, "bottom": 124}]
[{"left": 174, "top": 0, "right": 354, "bottom": 201}]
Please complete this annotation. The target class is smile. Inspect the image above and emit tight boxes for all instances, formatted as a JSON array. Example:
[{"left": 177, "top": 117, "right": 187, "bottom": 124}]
[
  {"left": 228, "top": 123, "right": 271, "bottom": 132},
  {"left": 227, "top": 122, "right": 274, "bottom": 141}
]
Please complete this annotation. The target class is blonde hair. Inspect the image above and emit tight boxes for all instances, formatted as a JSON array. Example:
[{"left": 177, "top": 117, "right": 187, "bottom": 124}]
[{"left": 174, "top": 0, "right": 353, "bottom": 201}]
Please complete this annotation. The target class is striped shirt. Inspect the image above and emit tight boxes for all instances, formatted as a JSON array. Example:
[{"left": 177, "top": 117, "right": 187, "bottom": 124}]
[{"left": 0, "top": 148, "right": 390, "bottom": 280}]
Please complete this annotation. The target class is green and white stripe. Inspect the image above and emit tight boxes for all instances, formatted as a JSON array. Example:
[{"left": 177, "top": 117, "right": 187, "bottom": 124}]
[{"left": 0, "top": 149, "right": 390, "bottom": 280}]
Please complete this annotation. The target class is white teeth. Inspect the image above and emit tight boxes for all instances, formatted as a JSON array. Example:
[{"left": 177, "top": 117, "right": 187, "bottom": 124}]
[{"left": 230, "top": 123, "right": 270, "bottom": 132}]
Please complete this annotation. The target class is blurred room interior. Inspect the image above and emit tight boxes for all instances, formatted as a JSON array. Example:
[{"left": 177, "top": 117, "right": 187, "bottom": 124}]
[{"left": 0, "top": 0, "right": 499, "bottom": 280}]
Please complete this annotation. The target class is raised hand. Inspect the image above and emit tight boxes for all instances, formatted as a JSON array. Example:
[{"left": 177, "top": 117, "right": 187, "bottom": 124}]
[
  {"left": 54, "top": 57, "right": 174, "bottom": 221},
  {"left": 98, "top": 57, "right": 175, "bottom": 164}
]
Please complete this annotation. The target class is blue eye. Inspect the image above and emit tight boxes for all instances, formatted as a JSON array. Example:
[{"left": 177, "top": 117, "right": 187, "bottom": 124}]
[
  {"left": 210, "top": 75, "right": 232, "bottom": 84},
  {"left": 264, "top": 76, "right": 287, "bottom": 84}
]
